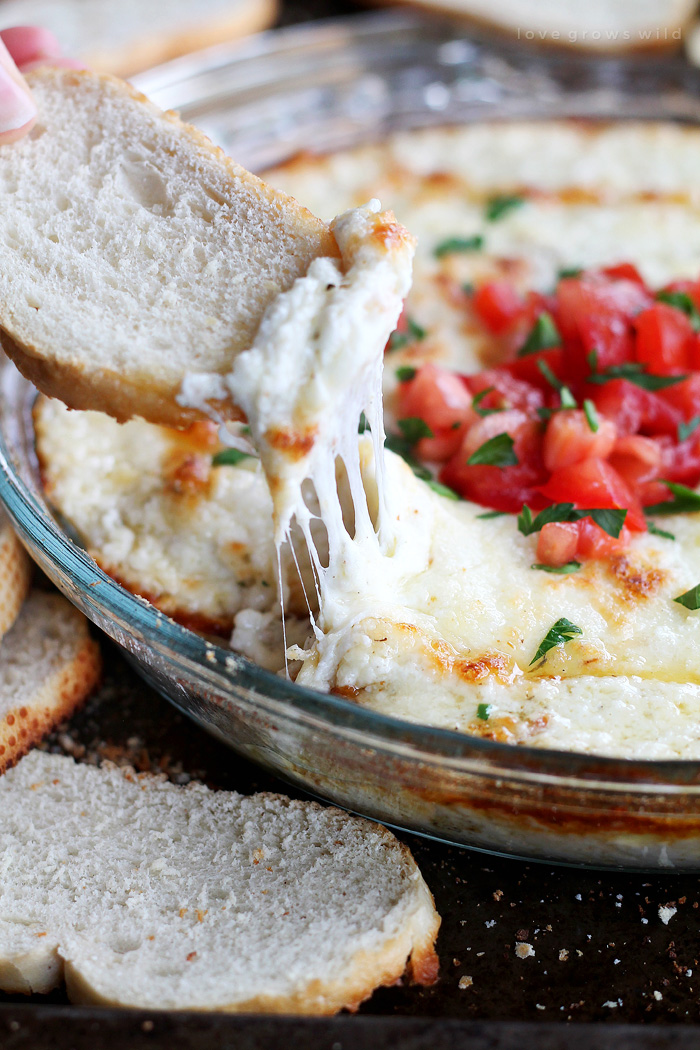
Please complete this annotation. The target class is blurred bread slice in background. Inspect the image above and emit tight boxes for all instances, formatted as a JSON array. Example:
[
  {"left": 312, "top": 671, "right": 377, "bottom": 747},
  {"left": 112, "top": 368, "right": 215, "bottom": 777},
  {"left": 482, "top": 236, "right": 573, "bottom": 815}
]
[
  {"left": 0, "top": 509, "right": 30, "bottom": 643},
  {"left": 366, "top": 0, "right": 697, "bottom": 52},
  {"left": 0, "top": 0, "right": 277, "bottom": 76}
]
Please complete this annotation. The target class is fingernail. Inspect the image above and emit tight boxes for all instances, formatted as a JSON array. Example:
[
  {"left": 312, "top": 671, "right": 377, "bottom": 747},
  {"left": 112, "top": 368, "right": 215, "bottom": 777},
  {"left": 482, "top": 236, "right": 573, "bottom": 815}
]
[{"left": 0, "top": 63, "right": 35, "bottom": 133}]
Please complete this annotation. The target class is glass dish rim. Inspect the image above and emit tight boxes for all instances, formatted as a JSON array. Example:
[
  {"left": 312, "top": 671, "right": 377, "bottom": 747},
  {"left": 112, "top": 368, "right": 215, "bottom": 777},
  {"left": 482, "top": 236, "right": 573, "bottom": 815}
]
[{"left": 2, "top": 10, "right": 700, "bottom": 792}]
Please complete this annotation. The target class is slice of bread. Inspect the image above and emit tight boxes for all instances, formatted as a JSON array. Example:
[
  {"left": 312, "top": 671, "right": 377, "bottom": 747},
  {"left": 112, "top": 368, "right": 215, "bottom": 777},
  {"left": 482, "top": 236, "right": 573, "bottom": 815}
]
[
  {"left": 368, "top": 0, "right": 696, "bottom": 52},
  {"left": 0, "top": 592, "right": 101, "bottom": 772},
  {"left": 0, "top": 510, "right": 30, "bottom": 642},
  {"left": 0, "top": 750, "right": 440, "bottom": 1012},
  {"left": 0, "top": 68, "right": 338, "bottom": 429},
  {"left": 0, "top": 0, "right": 278, "bottom": 77}
]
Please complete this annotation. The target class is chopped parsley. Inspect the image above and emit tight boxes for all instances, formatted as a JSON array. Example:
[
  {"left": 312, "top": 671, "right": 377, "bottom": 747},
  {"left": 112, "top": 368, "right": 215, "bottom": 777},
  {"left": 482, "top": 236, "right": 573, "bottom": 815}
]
[
  {"left": 674, "top": 584, "right": 700, "bottom": 610},
  {"left": 583, "top": 399, "right": 600, "bottom": 433},
  {"left": 476, "top": 510, "right": 508, "bottom": 519},
  {"left": 530, "top": 617, "right": 583, "bottom": 666},
  {"left": 388, "top": 317, "right": 426, "bottom": 350},
  {"left": 655, "top": 289, "right": 700, "bottom": 332},
  {"left": 384, "top": 433, "right": 432, "bottom": 481},
  {"left": 531, "top": 561, "right": 581, "bottom": 574},
  {"left": 472, "top": 386, "right": 503, "bottom": 417},
  {"left": 678, "top": 415, "right": 700, "bottom": 442},
  {"left": 517, "top": 312, "right": 561, "bottom": 356},
  {"left": 434, "top": 235, "right": 484, "bottom": 257},
  {"left": 427, "top": 479, "right": 461, "bottom": 500},
  {"left": 466, "top": 432, "right": 518, "bottom": 467},
  {"left": 645, "top": 480, "right": 700, "bottom": 515},
  {"left": 358, "top": 412, "right": 370, "bottom": 434},
  {"left": 212, "top": 448, "right": 253, "bottom": 467},
  {"left": 536, "top": 359, "right": 563, "bottom": 390},
  {"left": 559, "top": 386, "right": 577, "bottom": 409},
  {"left": 557, "top": 266, "right": 583, "bottom": 281},
  {"left": 397, "top": 417, "right": 434, "bottom": 444},
  {"left": 518, "top": 502, "right": 627, "bottom": 538},
  {"left": 476, "top": 703, "right": 492, "bottom": 720},
  {"left": 485, "top": 195, "right": 524, "bottom": 222},
  {"left": 647, "top": 521, "right": 676, "bottom": 540},
  {"left": 462, "top": 281, "right": 475, "bottom": 296},
  {"left": 395, "top": 366, "right": 417, "bottom": 383},
  {"left": 518, "top": 503, "right": 575, "bottom": 536},
  {"left": 587, "top": 362, "right": 688, "bottom": 391}
]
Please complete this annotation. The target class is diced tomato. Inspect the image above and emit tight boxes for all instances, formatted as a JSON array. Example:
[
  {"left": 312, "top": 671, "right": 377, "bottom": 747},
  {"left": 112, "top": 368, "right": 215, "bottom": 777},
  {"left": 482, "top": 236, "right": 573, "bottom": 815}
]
[
  {"left": 397, "top": 364, "right": 475, "bottom": 432},
  {"left": 576, "top": 519, "right": 632, "bottom": 559},
  {"left": 536, "top": 521, "right": 579, "bottom": 566},
  {"left": 599, "top": 263, "right": 647, "bottom": 287},
  {"left": 542, "top": 410, "right": 617, "bottom": 472},
  {"left": 658, "top": 278, "right": 700, "bottom": 315},
  {"left": 658, "top": 373, "right": 700, "bottom": 422},
  {"left": 588, "top": 379, "right": 681, "bottom": 437},
  {"left": 415, "top": 428, "right": 464, "bottom": 462},
  {"left": 659, "top": 433, "right": 700, "bottom": 487},
  {"left": 472, "top": 281, "right": 524, "bottom": 334},
  {"left": 634, "top": 302, "right": 693, "bottom": 375},
  {"left": 467, "top": 370, "right": 545, "bottom": 415},
  {"left": 440, "top": 420, "right": 548, "bottom": 512},
  {"left": 608, "top": 434, "right": 662, "bottom": 492},
  {"left": 460, "top": 410, "right": 528, "bottom": 460},
  {"left": 555, "top": 274, "right": 651, "bottom": 369},
  {"left": 540, "top": 456, "right": 647, "bottom": 532}
]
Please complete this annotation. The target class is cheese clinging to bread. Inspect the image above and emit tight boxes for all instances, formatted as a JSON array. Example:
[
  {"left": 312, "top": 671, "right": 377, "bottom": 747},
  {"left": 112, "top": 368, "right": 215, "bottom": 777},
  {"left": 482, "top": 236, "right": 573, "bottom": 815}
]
[{"left": 0, "top": 750, "right": 439, "bottom": 1011}]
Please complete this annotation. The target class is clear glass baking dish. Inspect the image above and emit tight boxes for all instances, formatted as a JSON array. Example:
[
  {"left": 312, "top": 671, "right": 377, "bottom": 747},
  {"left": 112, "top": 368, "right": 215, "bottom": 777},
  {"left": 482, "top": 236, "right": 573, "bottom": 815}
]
[{"left": 4, "top": 11, "right": 700, "bottom": 870}]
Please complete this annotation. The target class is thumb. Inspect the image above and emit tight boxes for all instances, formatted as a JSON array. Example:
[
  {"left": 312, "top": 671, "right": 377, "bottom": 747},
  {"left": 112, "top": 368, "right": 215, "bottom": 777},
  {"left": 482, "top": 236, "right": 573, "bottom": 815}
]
[{"left": 0, "top": 38, "right": 36, "bottom": 143}]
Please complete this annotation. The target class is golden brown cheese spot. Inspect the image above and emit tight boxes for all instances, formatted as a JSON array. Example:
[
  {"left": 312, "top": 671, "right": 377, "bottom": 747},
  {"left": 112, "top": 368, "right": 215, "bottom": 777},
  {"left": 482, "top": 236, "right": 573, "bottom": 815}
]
[
  {"left": 426, "top": 637, "right": 515, "bottom": 684},
  {"left": 608, "top": 555, "right": 667, "bottom": 601},
  {"left": 163, "top": 452, "right": 212, "bottom": 496},
  {"left": 165, "top": 419, "right": 220, "bottom": 453},
  {"left": 331, "top": 684, "right": 361, "bottom": 700},
  {"left": 264, "top": 425, "right": 318, "bottom": 461}
]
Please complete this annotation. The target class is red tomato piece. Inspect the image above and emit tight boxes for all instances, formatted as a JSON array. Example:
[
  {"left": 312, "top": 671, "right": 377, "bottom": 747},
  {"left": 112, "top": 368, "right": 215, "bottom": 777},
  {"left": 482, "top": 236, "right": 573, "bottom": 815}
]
[
  {"left": 658, "top": 373, "right": 700, "bottom": 422},
  {"left": 599, "top": 263, "right": 647, "bottom": 286},
  {"left": 540, "top": 456, "right": 647, "bottom": 531},
  {"left": 658, "top": 278, "right": 700, "bottom": 315},
  {"left": 397, "top": 364, "right": 475, "bottom": 432},
  {"left": 658, "top": 433, "right": 700, "bottom": 488},
  {"left": 576, "top": 519, "right": 632, "bottom": 559},
  {"left": 415, "top": 429, "right": 464, "bottom": 462},
  {"left": 536, "top": 522, "right": 579, "bottom": 566},
  {"left": 556, "top": 274, "right": 651, "bottom": 369},
  {"left": 542, "top": 410, "right": 617, "bottom": 472},
  {"left": 472, "top": 281, "right": 524, "bottom": 334},
  {"left": 608, "top": 434, "right": 662, "bottom": 492},
  {"left": 635, "top": 302, "right": 693, "bottom": 375},
  {"left": 440, "top": 420, "right": 548, "bottom": 512},
  {"left": 588, "top": 379, "right": 681, "bottom": 437}
]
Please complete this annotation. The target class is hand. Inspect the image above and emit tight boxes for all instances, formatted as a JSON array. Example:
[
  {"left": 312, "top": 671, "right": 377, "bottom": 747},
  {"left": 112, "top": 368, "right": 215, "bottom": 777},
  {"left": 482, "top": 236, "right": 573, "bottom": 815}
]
[{"left": 0, "top": 26, "right": 81, "bottom": 144}]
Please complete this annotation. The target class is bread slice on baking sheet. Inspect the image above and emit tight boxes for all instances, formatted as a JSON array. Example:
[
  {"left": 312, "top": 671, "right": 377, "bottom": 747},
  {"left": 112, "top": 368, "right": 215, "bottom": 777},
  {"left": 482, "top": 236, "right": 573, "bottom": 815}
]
[
  {"left": 0, "top": 0, "right": 278, "bottom": 77},
  {"left": 0, "top": 510, "right": 30, "bottom": 643},
  {"left": 0, "top": 750, "right": 440, "bottom": 1012},
  {"left": 0, "top": 67, "right": 338, "bottom": 429},
  {"left": 367, "top": 0, "right": 696, "bottom": 52},
  {"left": 0, "top": 591, "right": 101, "bottom": 772}
]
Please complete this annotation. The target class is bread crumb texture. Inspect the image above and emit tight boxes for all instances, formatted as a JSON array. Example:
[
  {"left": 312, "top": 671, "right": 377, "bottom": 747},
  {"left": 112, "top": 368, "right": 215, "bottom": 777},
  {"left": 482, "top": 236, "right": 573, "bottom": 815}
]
[{"left": 0, "top": 751, "right": 440, "bottom": 1012}]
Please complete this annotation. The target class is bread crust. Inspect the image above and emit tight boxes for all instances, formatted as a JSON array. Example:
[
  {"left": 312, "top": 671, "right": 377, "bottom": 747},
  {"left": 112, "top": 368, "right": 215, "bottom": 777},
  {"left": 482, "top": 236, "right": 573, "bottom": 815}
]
[
  {"left": 0, "top": 68, "right": 339, "bottom": 429},
  {"left": 0, "top": 521, "right": 31, "bottom": 643}
]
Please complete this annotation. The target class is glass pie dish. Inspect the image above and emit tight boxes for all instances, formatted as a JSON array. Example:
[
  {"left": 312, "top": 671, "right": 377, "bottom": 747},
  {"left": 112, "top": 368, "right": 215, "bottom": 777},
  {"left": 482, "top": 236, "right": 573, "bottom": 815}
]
[{"left": 4, "top": 11, "right": 700, "bottom": 870}]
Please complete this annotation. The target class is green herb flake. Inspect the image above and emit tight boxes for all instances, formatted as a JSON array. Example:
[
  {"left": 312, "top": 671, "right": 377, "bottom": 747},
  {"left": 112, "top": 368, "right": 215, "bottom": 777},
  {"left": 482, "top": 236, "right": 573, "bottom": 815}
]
[
  {"left": 476, "top": 702, "right": 492, "bottom": 721},
  {"left": 674, "top": 584, "right": 700, "bottom": 610},
  {"left": 472, "top": 386, "right": 503, "bottom": 417},
  {"left": 434, "top": 235, "right": 484, "bottom": 258},
  {"left": 536, "top": 359, "right": 563, "bottom": 391},
  {"left": 530, "top": 617, "right": 583, "bottom": 666},
  {"left": 395, "top": 366, "right": 416, "bottom": 383},
  {"left": 485, "top": 195, "right": 524, "bottom": 223},
  {"left": 427, "top": 479, "right": 461, "bottom": 500},
  {"left": 587, "top": 362, "right": 688, "bottom": 391},
  {"left": 476, "top": 510, "right": 508, "bottom": 519},
  {"left": 570, "top": 507, "right": 627, "bottom": 538},
  {"left": 212, "top": 448, "right": 253, "bottom": 467},
  {"left": 398, "top": 417, "right": 434, "bottom": 445},
  {"left": 518, "top": 503, "right": 575, "bottom": 536},
  {"left": 462, "top": 282, "right": 475, "bottom": 296},
  {"left": 583, "top": 399, "right": 600, "bottom": 433},
  {"left": 645, "top": 480, "right": 700, "bottom": 516},
  {"left": 517, "top": 312, "right": 561, "bottom": 357},
  {"left": 679, "top": 415, "right": 700, "bottom": 442},
  {"left": 387, "top": 317, "right": 426, "bottom": 351},
  {"left": 647, "top": 521, "right": 676, "bottom": 540},
  {"left": 466, "top": 432, "right": 518, "bottom": 467},
  {"left": 531, "top": 561, "right": 581, "bottom": 574},
  {"left": 655, "top": 290, "right": 700, "bottom": 332},
  {"left": 558, "top": 266, "right": 583, "bottom": 281},
  {"left": 384, "top": 433, "right": 432, "bottom": 480},
  {"left": 407, "top": 317, "right": 426, "bottom": 341},
  {"left": 587, "top": 348, "right": 599, "bottom": 373},
  {"left": 559, "top": 386, "right": 577, "bottom": 409},
  {"left": 358, "top": 411, "right": 370, "bottom": 434}
]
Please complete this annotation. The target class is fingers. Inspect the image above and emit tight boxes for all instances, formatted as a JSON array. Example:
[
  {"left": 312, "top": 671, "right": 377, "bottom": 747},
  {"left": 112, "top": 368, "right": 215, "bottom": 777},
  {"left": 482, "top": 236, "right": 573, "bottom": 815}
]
[
  {"left": 0, "top": 37, "right": 36, "bottom": 142},
  {"left": 0, "top": 26, "right": 62, "bottom": 70}
]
